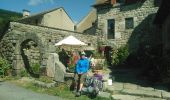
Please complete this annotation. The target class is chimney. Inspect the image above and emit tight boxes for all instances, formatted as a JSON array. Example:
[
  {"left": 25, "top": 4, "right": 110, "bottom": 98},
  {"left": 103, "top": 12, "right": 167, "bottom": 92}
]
[
  {"left": 111, "top": 0, "right": 116, "bottom": 5},
  {"left": 23, "top": 9, "right": 30, "bottom": 17}
]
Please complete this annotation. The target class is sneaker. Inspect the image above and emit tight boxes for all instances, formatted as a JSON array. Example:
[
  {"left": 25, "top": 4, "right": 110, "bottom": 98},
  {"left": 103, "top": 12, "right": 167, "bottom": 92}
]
[
  {"left": 72, "top": 89, "right": 77, "bottom": 94},
  {"left": 75, "top": 91, "right": 81, "bottom": 97}
]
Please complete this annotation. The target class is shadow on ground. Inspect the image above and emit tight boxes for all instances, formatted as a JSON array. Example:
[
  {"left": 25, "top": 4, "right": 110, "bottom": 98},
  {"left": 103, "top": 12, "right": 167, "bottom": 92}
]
[{"left": 110, "top": 67, "right": 170, "bottom": 91}]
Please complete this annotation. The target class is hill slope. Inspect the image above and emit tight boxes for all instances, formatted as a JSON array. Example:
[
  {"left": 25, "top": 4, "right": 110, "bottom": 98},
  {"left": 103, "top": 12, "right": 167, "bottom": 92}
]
[{"left": 0, "top": 9, "right": 22, "bottom": 34}]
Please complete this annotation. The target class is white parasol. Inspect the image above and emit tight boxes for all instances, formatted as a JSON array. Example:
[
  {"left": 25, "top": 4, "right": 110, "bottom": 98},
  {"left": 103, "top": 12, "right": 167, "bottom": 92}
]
[{"left": 55, "top": 35, "right": 87, "bottom": 50}]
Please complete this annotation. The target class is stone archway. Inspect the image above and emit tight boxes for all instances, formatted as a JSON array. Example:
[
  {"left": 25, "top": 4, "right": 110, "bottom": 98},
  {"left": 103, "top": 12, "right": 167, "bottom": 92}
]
[
  {"left": 20, "top": 39, "right": 41, "bottom": 77},
  {"left": 13, "top": 32, "right": 47, "bottom": 77}
]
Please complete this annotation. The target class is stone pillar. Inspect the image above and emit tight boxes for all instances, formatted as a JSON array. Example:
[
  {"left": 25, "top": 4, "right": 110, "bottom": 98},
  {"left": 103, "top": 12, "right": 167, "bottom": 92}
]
[
  {"left": 46, "top": 53, "right": 66, "bottom": 82},
  {"left": 12, "top": 54, "right": 24, "bottom": 75},
  {"left": 54, "top": 53, "right": 66, "bottom": 82},
  {"left": 48, "top": 44, "right": 56, "bottom": 53},
  {"left": 46, "top": 53, "right": 55, "bottom": 78}
]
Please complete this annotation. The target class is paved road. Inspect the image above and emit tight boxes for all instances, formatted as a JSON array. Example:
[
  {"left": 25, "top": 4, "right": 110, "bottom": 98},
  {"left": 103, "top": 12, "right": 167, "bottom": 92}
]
[{"left": 0, "top": 81, "right": 66, "bottom": 100}]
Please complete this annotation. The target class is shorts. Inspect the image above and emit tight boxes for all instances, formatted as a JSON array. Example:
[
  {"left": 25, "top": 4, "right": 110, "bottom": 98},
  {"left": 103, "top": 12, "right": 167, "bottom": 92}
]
[{"left": 75, "top": 73, "right": 87, "bottom": 83}]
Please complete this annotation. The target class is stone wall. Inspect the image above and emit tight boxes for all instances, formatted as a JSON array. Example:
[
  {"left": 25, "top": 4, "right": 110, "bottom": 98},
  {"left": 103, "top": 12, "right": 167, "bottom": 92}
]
[
  {"left": 96, "top": 0, "right": 160, "bottom": 52},
  {"left": 0, "top": 22, "right": 97, "bottom": 75}
]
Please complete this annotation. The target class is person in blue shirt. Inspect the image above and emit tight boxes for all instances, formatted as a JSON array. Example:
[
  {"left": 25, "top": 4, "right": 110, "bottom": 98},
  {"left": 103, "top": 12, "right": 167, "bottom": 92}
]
[{"left": 75, "top": 52, "right": 90, "bottom": 97}]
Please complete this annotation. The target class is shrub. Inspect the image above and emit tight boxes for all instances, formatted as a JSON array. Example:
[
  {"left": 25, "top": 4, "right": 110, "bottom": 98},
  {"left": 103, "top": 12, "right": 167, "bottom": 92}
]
[
  {"left": 30, "top": 63, "right": 40, "bottom": 74},
  {"left": 0, "top": 57, "right": 11, "bottom": 77},
  {"left": 20, "top": 69, "right": 29, "bottom": 77},
  {"left": 93, "top": 51, "right": 104, "bottom": 59},
  {"left": 112, "top": 45, "right": 129, "bottom": 66}
]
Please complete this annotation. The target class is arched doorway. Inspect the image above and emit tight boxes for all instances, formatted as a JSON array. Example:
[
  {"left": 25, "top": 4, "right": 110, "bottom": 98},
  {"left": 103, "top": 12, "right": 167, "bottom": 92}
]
[
  {"left": 20, "top": 39, "right": 41, "bottom": 78},
  {"left": 13, "top": 33, "right": 47, "bottom": 77}
]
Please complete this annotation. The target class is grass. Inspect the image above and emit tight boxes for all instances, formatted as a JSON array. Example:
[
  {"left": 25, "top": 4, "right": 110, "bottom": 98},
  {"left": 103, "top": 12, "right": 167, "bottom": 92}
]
[
  {"left": 0, "top": 76, "right": 20, "bottom": 81},
  {"left": 36, "top": 76, "right": 53, "bottom": 83},
  {"left": 20, "top": 82, "right": 109, "bottom": 100},
  {"left": 7, "top": 77, "right": 111, "bottom": 100}
]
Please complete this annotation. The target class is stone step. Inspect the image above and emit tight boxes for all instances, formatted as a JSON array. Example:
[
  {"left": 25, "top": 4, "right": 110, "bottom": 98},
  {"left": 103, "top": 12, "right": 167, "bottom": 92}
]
[
  {"left": 136, "top": 97, "right": 166, "bottom": 100},
  {"left": 162, "top": 91, "right": 170, "bottom": 99},
  {"left": 105, "top": 83, "right": 123, "bottom": 92},
  {"left": 112, "top": 94, "right": 166, "bottom": 100},
  {"left": 98, "top": 91, "right": 111, "bottom": 99},
  {"left": 121, "top": 89, "right": 162, "bottom": 98},
  {"left": 111, "top": 94, "right": 141, "bottom": 100}
]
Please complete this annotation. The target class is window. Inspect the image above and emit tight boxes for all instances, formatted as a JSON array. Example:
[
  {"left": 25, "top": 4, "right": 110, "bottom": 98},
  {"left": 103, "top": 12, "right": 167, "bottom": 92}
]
[
  {"left": 125, "top": 17, "right": 134, "bottom": 29},
  {"left": 107, "top": 19, "right": 115, "bottom": 39},
  {"left": 74, "top": 25, "right": 77, "bottom": 31}
]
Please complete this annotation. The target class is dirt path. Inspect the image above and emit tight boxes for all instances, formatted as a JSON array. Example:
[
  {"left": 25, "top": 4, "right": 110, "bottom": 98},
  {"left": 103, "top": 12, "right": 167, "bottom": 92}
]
[{"left": 0, "top": 81, "right": 66, "bottom": 100}]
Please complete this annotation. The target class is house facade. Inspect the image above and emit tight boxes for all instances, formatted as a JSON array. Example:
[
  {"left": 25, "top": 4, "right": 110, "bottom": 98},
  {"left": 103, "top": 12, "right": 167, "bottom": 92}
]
[
  {"left": 75, "top": 9, "right": 97, "bottom": 34},
  {"left": 93, "top": 0, "right": 159, "bottom": 52},
  {"left": 18, "top": 7, "right": 75, "bottom": 31}
]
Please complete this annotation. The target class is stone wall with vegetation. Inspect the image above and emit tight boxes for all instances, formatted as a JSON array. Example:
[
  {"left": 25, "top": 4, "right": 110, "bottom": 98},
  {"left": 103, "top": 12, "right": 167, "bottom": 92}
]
[
  {"left": 97, "top": 0, "right": 160, "bottom": 52},
  {"left": 0, "top": 22, "right": 97, "bottom": 75}
]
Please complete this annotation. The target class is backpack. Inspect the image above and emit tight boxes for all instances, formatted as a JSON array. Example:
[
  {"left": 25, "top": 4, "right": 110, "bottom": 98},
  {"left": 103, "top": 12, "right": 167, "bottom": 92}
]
[{"left": 84, "top": 76, "right": 103, "bottom": 91}]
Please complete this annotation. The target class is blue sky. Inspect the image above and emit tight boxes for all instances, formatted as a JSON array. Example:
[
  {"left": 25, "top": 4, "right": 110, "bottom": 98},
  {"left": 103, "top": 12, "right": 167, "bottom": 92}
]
[{"left": 0, "top": 0, "right": 95, "bottom": 23}]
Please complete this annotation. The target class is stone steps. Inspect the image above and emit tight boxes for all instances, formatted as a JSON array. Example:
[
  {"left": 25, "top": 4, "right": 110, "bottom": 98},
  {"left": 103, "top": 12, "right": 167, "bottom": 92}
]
[
  {"left": 101, "top": 68, "right": 170, "bottom": 99},
  {"left": 111, "top": 94, "right": 166, "bottom": 100},
  {"left": 104, "top": 82, "right": 170, "bottom": 99},
  {"left": 111, "top": 94, "right": 141, "bottom": 100},
  {"left": 120, "top": 89, "right": 162, "bottom": 98}
]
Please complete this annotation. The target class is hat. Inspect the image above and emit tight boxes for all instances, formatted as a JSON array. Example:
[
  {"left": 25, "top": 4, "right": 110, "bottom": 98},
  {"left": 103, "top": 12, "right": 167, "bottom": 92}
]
[{"left": 80, "top": 51, "right": 86, "bottom": 56}]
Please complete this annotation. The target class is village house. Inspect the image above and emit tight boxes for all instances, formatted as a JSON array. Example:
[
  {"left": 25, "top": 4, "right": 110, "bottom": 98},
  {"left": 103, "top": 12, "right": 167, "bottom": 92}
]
[
  {"left": 92, "top": 0, "right": 160, "bottom": 53},
  {"left": 75, "top": 8, "right": 97, "bottom": 34},
  {"left": 18, "top": 7, "right": 75, "bottom": 31}
]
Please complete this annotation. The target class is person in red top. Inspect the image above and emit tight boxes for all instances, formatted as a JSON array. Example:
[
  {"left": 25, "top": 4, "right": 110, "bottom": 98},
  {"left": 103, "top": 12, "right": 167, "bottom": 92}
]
[{"left": 72, "top": 51, "right": 80, "bottom": 66}]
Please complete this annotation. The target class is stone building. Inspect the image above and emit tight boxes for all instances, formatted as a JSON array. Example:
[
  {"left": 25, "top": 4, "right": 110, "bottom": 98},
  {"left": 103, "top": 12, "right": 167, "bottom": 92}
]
[
  {"left": 93, "top": 0, "right": 160, "bottom": 52},
  {"left": 18, "top": 7, "right": 75, "bottom": 31}
]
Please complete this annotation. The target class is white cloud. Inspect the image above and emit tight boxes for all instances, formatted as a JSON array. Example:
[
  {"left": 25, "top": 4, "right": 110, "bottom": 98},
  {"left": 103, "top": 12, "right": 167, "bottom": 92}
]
[{"left": 28, "top": 0, "right": 54, "bottom": 6}]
